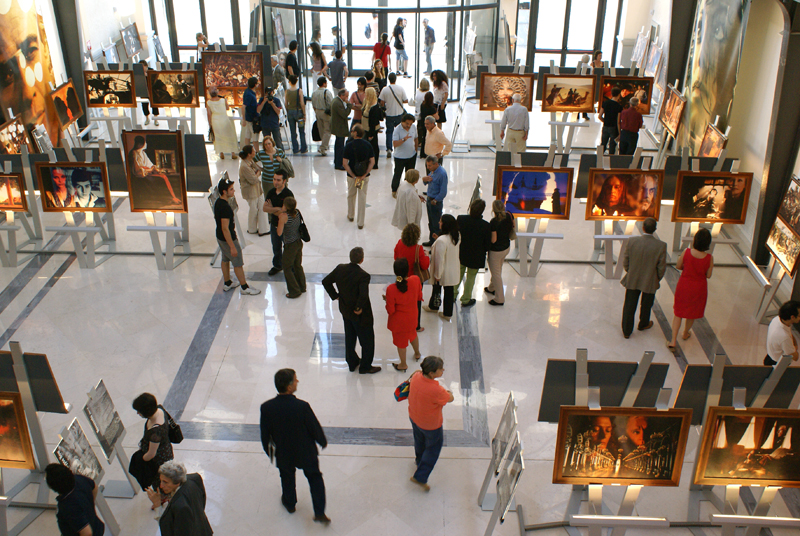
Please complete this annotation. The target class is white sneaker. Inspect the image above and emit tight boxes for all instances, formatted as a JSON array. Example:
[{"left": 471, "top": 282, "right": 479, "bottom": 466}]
[
  {"left": 240, "top": 286, "right": 261, "bottom": 295},
  {"left": 223, "top": 280, "right": 240, "bottom": 292},
  {"left": 144, "top": 116, "right": 150, "bottom": 125},
  {"left": 387, "top": 150, "right": 392, "bottom": 158},
  {"left": 154, "top": 119, "right": 160, "bottom": 126}
]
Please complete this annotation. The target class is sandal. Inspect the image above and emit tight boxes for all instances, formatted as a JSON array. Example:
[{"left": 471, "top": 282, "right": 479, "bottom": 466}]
[
  {"left": 392, "top": 363, "right": 408, "bottom": 372},
  {"left": 413, "top": 353, "right": 422, "bottom": 361}
]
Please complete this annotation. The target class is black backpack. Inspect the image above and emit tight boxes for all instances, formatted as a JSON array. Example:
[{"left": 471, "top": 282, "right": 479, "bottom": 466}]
[{"left": 364, "top": 24, "right": 372, "bottom": 40}]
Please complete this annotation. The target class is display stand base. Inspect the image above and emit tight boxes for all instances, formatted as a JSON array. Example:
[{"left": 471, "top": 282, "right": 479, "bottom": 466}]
[
  {"left": 591, "top": 220, "right": 635, "bottom": 280},
  {"left": 127, "top": 212, "right": 189, "bottom": 270},
  {"left": 481, "top": 493, "right": 516, "bottom": 512},
  {"left": 747, "top": 256, "right": 783, "bottom": 325},
  {"left": 102, "top": 479, "right": 137, "bottom": 499},
  {"left": 1, "top": 469, "right": 54, "bottom": 536},
  {"left": 45, "top": 212, "right": 115, "bottom": 269}
]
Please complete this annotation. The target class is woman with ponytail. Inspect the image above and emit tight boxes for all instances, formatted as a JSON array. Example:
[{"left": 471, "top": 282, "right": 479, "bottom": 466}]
[{"left": 386, "top": 258, "right": 422, "bottom": 371}]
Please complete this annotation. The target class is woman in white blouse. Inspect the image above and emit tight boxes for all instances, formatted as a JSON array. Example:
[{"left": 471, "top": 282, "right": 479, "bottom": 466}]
[{"left": 423, "top": 213, "right": 460, "bottom": 320}]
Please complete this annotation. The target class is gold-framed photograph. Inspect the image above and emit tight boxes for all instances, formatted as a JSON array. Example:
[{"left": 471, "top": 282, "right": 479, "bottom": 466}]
[
  {"left": 659, "top": 85, "right": 686, "bottom": 138},
  {"left": 495, "top": 165, "right": 572, "bottom": 219},
  {"left": 766, "top": 217, "right": 800, "bottom": 276},
  {"left": 778, "top": 175, "right": 800, "bottom": 236},
  {"left": 541, "top": 74, "right": 596, "bottom": 114},
  {"left": 49, "top": 79, "right": 84, "bottom": 130},
  {"left": 122, "top": 130, "right": 188, "bottom": 213},
  {"left": 84, "top": 70, "right": 135, "bottom": 108},
  {"left": 0, "top": 173, "right": 27, "bottom": 212},
  {"left": 672, "top": 171, "right": 753, "bottom": 224},
  {"left": 0, "top": 116, "right": 34, "bottom": 155},
  {"left": 478, "top": 73, "right": 535, "bottom": 111},
  {"left": 36, "top": 162, "right": 111, "bottom": 213},
  {"left": 202, "top": 51, "right": 263, "bottom": 106},
  {"left": 598, "top": 76, "right": 654, "bottom": 115},
  {"left": 697, "top": 123, "right": 728, "bottom": 158},
  {"left": 586, "top": 169, "right": 664, "bottom": 220},
  {"left": 0, "top": 391, "right": 35, "bottom": 470},
  {"left": 146, "top": 70, "right": 199, "bottom": 108}
]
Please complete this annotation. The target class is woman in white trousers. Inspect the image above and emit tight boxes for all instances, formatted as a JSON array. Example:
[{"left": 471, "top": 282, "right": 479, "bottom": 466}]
[{"left": 238, "top": 145, "right": 268, "bottom": 236}]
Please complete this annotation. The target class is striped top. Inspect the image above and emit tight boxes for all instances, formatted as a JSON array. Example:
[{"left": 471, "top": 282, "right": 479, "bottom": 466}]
[
  {"left": 257, "top": 147, "right": 285, "bottom": 185},
  {"left": 283, "top": 213, "right": 302, "bottom": 244}
]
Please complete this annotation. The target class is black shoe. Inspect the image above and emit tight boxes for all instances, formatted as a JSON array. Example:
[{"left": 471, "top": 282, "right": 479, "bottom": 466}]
[
  {"left": 638, "top": 321, "right": 654, "bottom": 331},
  {"left": 484, "top": 287, "right": 495, "bottom": 295},
  {"left": 258, "top": 231, "right": 270, "bottom": 236},
  {"left": 488, "top": 300, "right": 503, "bottom": 306},
  {"left": 268, "top": 267, "right": 282, "bottom": 276},
  {"left": 348, "top": 359, "right": 360, "bottom": 372},
  {"left": 461, "top": 299, "right": 476, "bottom": 307},
  {"left": 335, "top": 166, "right": 346, "bottom": 171},
  {"left": 281, "top": 497, "right": 296, "bottom": 513},
  {"left": 422, "top": 241, "right": 433, "bottom": 247},
  {"left": 359, "top": 366, "right": 382, "bottom": 374},
  {"left": 764, "top": 355, "right": 778, "bottom": 366},
  {"left": 314, "top": 515, "right": 331, "bottom": 524}
]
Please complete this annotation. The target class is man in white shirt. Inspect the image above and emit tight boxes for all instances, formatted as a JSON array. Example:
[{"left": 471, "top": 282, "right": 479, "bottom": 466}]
[
  {"left": 500, "top": 93, "right": 529, "bottom": 153},
  {"left": 765, "top": 301, "right": 800, "bottom": 365},
  {"left": 379, "top": 73, "right": 408, "bottom": 158},
  {"left": 390, "top": 113, "right": 418, "bottom": 196}
]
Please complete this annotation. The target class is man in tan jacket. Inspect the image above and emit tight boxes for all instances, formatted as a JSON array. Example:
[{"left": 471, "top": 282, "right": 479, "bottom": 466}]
[{"left": 621, "top": 217, "right": 666, "bottom": 338}]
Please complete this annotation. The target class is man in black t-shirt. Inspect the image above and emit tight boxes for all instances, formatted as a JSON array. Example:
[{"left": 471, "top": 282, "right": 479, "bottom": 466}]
[
  {"left": 599, "top": 86, "right": 623, "bottom": 154},
  {"left": 285, "top": 40, "right": 300, "bottom": 78},
  {"left": 262, "top": 169, "right": 294, "bottom": 275},
  {"left": 392, "top": 18, "right": 409, "bottom": 78},
  {"left": 45, "top": 463, "right": 105, "bottom": 536},
  {"left": 343, "top": 124, "right": 375, "bottom": 229},
  {"left": 214, "top": 178, "right": 260, "bottom": 295}
]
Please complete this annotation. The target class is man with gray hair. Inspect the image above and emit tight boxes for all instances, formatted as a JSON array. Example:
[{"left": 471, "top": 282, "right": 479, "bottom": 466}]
[
  {"left": 500, "top": 93, "right": 529, "bottom": 153},
  {"left": 423, "top": 115, "right": 452, "bottom": 164},
  {"left": 311, "top": 77, "right": 333, "bottom": 156},
  {"left": 271, "top": 55, "right": 286, "bottom": 90},
  {"left": 620, "top": 217, "right": 666, "bottom": 338},
  {"left": 618, "top": 97, "right": 644, "bottom": 155},
  {"left": 153, "top": 461, "right": 213, "bottom": 535},
  {"left": 331, "top": 87, "right": 352, "bottom": 170}
]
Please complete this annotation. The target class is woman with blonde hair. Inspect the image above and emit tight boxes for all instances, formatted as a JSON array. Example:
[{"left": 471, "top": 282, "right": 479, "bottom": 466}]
[
  {"left": 392, "top": 169, "right": 423, "bottom": 230},
  {"left": 363, "top": 87, "right": 384, "bottom": 166},
  {"left": 485, "top": 200, "right": 515, "bottom": 306}
]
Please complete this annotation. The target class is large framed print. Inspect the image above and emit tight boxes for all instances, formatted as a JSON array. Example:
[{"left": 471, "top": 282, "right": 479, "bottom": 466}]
[
  {"left": 273, "top": 13, "right": 286, "bottom": 50},
  {"left": 496, "top": 165, "right": 572, "bottom": 219},
  {"left": 778, "top": 176, "right": 800, "bottom": 236},
  {"left": 697, "top": 124, "right": 728, "bottom": 158},
  {"left": 586, "top": 169, "right": 664, "bottom": 220},
  {"left": 36, "top": 162, "right": 111, "bottom": 213},
  {"left": 0, "top": 391, "right": 35, "bottom": 470},
  {"left": 146, "top": 71, "right": 200, "bottom": 108},
  {"left": 0, "top": 174, "right": 27, "bottom": 212},
  {"left": 598, "top": 76, "right": 654, "bottom": 115},
  {"left": 54, "top": 418, "right": 103, "bottom": 482},
  {"left": 202, "top": 51, "right": 263, "bottom": 106},
  {"left": 766, "top": 218, "right": 800, "bottom": 276},
  {"left": 120, "top": 22, "right": 143, "bottom": 57},
  {"left": 479, "top": 73, "right": 535, "bottom": 111},
  {"left": 84, "top": 70, "right": 135, "bottom": 108},
  {"left": 553, "top": 406, "right": 692, "bottom": 486},
  {"left": 121, "top": 130, "right": 188, "bottom": 213},
  {"left": 49, "top": 79, "right": 84, "bottom": 130},
  {"left": 83, "top": 380, "right": 124, "bottom": 462},
  {"left": 659, "top": 86, "right": 686, "bottom": 138},
  {"left": 541, "top": 74, "right": 596, "bottom": 114},
  {"left": 672, "top": 171, "right": 753, "bottom": 224},
  {"left": 643, "top": 45, "right": 662, "bottom": 78},
  {"left": 0, "top": 117, "right": 34, "bottom": 154},
  {"left": 694, "top": 407, "right": 800, "bottom": 487},
  {"left": 103, "top": 45, "right": 119, "bottom": 64}
]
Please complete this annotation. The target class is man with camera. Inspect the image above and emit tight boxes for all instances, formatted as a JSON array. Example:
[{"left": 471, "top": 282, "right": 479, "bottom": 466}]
[{"left": 258, "top": 86, "right": 284, "bottom": 150}]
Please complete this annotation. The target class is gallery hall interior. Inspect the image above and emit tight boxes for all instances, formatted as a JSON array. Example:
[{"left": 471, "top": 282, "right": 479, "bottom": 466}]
[{"left": 3, "top": 0, "right": 800, "bottom": 535}]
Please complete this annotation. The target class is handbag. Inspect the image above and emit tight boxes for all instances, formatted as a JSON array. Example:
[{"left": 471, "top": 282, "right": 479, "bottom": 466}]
[
  {"left": 437, "top": 106, "right": 447, "bottom": 123},
  {"left": 278, "top": 156, "right": 295, "bottom": 178},
  {"left": 252, "top": 114, "right": 262, "bottom": 133},
  {"left": 159, "top": 405, "right": 183, "bottom": 444},
  {"left": 297, "top": 210, "right": 311, "bottom": 242},
  {"left": 413, "top": 245, "right": 430, "bottom": 282},
  {"left": 312, "top": 120, "right": 321, "bottom": 141},
  {"left": 394, "top": 372, "right": 416, "bottom": 402},
  {"left": 508, "top": 214, "right": 517, "bottom": 240},
  {"left": 429, "top": 282, "right": 442, "bottom": 309}
]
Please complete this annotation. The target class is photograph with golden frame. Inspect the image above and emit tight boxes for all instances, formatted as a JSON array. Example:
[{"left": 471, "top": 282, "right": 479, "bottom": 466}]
[
  {"left": 49, "top": 79, "right": 84, "bottom": 130},
  {"left": 0, "top": 391, "right": 35, "bottom": 470},
  {"left": 553, "top": 406, "right": 692, "bottom": 486},
  {"left": 778, "top": 176, "right": 800, "bottom": 237},
  {"left": 0, "top": 116, "right": 34, "bottom": 154},
  {"left": 36, "top": 162, "right": 111, "bottom": 213},
  {"left": 659, "top": 85, "right": 685, "bottom": 138},
  {"left": 479, "top": 73, "right": 535, "bottom": 111},
  {"left": 586, "top": 169, "right": 664, "bottom": 221},
  {"left": 120, "top": 22, "right": 142, "bottom": 58},
  {"left": 697, "top": 123, "right": 728, "bottom": 158},
  {"left": 146, "top": 70, "right": 199, "bottom": 108},
  {"left": 694, "top": 407, "right": 800, "bottom": 487},
  {"left": 202, "top": 51, "right": 263, "bottom": 106},
  {"left": 541, "top": 74, "right": 596, "bottom": 114},
  {"left": 121, "top": 130, "right": 188, "bottom": 213},
  {"left": 672, "top": 171, "right": 752, "bottom": 224},
  {"left": 0, "top": 174, "right": 27, "bottom": 212},
  {"left": 495, "top": 165, "right": 572, "bottom": 219},
  {"left": 598, "top": 76, "right": 654, "bottom": 115},
  {"left": 766, "top": 217, "right": 800, "bottom": 276},
  {"left": 84, "top": 70, "right": 135, "bottom": 108}
]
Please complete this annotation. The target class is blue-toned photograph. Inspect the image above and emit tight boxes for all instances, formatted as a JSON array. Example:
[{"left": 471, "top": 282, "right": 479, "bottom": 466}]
[{"left": 496, "top": 166, "right": 573, "bottom": 219}]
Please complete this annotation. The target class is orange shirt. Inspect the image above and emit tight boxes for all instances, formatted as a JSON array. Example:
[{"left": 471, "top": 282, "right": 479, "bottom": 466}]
[{"left": 408, "top": 372, "right": 451, "bottom": 430}]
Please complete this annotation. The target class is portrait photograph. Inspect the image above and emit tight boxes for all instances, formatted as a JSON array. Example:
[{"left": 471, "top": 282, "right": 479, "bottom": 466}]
[
  {"left": 496, "top": 166, "right": 572, "bottom": 219},
  {"left": 83, "top": 379, "right": 124, "bottom": 461},
  {"left": 659, "top": 86, "right": 686, "bottom": 138},
  {"left": 672, "top": 171, "right": 753, "bottom": 224},
  {"left": 122, "top": 130, "right": 188, "bottom": 213},
  {"left": 49, "top": 79, "right": 84, "bottom": 130},
  {"left": 54, "top": 418, "right": 103, "bottom": 482},
  {"left": 586, "top": 169, "right": 664, "bottom": 221},
  {"left": 0, "top": 116, "right": 34, "bottom": 154},
  {"left": 120, "top": 22, "right": 142, "bottom": 57},
  {"left": 0, "top": 391, "right": 35, "bottom": 470},
  {"left": 479, "top": 73, "right": 535, "bottom": 111},
  {"left": 697, "top": 123, "right": 728, "bottom": 158},
  {"left": 778, "top": 176, "right": 800, "bottom": 236},
  {"left": 84, "top": 70, "right": 135, "bottom": 108},
  {"left": 766, "top": 217, "right": 800, "bottom": 276},
  {"left": 644, "top": 45, "right": 662, "bottom": 78},
  {"left": 599, "top": 76, "right": 654, "bottom": 115},
  {"left": 103, "top": 45, "right": 119, "bottom": 64},
  {"left": 36, "top": 162, "right": 111, "bottom": 213},
  {"left": 541, "top": 75, "right": 596, "bottom": 114},
  {"left": 553, "top": 406, "right": 692, "bottom": 486},
  {"left": 146, "top": 70, "right": 199, "bottom": 108},
  {"left": 695, "top": 407, "right": 800, "bottom": 487},
  {"left": 0, "top": 174, "right": 27, "bottom": 212}
]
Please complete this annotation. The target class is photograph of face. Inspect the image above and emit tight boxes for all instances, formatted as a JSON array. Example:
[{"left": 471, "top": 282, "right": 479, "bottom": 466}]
[
  {"left": 644, "top": 45, "right": 662, "bottom": 78},
  {"left": 0, "top": 174, "right": 26, "bottom": 211},
  {"left": 120, "top": 23, "right": 142, "bottom": 58},
  {"left": 84, "top": 70, "right": 135, "bottom": 108},
  {"left": 672, "top": 171, "right": 752, "bottom": 224},
  {"left": 496, "top": 166, "right": 572, "bottom": 219},
  {"left": 147, "top": 71, "right": 199, "bottom": 108},
  {"left": 541, "top": 75, "right": 596, "bottom": 114},
  {"left": 103, "top": 45, "right": 119, "bottom": 64},
  {"left": 203, "top": 52, "right": 262, "bottom": 106},
  {"left": 37, "top": 163, "right": 111, "bottom": 213},
  {"left": 54, "top": 418, "right": 103, "bottom": 482},
  {"left": 659, "top": 87, "right": 686, "bottom": 138},
  {"left": 586, "top": 170, "right": 664, "bottom": 221},
  {"left": 697, "top": 124, "right": 728, "bottom": 158},
  {"left": 767, "top": 218, "right": 800, "bottom": 276},
  {"left": 778, "top": 177, "right": 800, "bottom": 237},
  {"left": 553, "top": 407, "right": 692, "bottom": 486},
  {"left": 122, "top": 130, "right": 188, "bottom": 213},
  {"left": 599, "top": 77, "right": 654, "bottom": 114},
  {"left": 0, "top": 392, "right": 35, "bottom": 470},
  {"left": 479, "top": 73, "right": 535, "bottom": 111},
  {"left": 49, "top": 79, "right": 84, "bottom": 130},
  {"left": 0, "top": 117, "right": 33, "bottom": 154},
  {"left": 83, "top": 380, "right": 124, "bottom": 461}
]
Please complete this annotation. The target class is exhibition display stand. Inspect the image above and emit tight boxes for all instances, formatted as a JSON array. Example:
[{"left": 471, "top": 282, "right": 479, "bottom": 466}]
[
  {"left": 87, "top": 57, "right": 135, "bottom": 150},
  {"left": 153, "top": 59, "right": 197, "bottom": 135},
  {"left": 477, "top": 392, "right": 518, "bottom": 511},
  {"left": 654, "top": 82, "right": 687, "bottom": 168},
  {"left": 482, "top": 431, "right": 525, "bottom": 536},
  {"left": 0, "top": 159, "right": 40, "bottom": 267},
  {"left": 547, "top": 61, "right": 589, "bottom": 153},
  {"left": 747, "top": 254, "right": 784, "bottom": 325}
]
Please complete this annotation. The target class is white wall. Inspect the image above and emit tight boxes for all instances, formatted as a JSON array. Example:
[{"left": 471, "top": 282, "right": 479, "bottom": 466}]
[
  {"left": 620, "top": 0, "right": 671, "bottom": 43},
  {"left": 76, "top": 0, "right": 151, "bottom": 60}
]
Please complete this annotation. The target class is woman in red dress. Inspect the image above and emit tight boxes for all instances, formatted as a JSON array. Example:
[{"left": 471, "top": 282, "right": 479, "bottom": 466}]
[
  {"left": 668, "top": 228, "right": 714, "bottom": 350},
  {"left": 386, "top": 258, "right": 422, "bottom": 371},
  {"left": 394, "top": 223, "right": 430, "bottom": 332}
]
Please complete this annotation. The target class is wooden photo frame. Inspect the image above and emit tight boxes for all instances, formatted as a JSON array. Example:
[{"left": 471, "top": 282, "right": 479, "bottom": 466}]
[
  {"left": 0, "top": 391, "right": 35, "bottom": 470},
  {"left": 553, "top": 406, "right": 692, "bottom": 486},
  {"left": 84, "top": 70, "right": 135, "bottom": 108},
  {"left": 672, "top": 171, "right": 753, "bottom": 224},
  {"left": 694, "top": 407, "right": 800, "bottom": 487},
  {"left": 0, "top": 116, "right": 34, "bottom": 155},
  {"left": 697, "top": 123, "right": 728, "bottom": 159},
  {"left": 541, "top": 74, "right": 596, "bottom": 114},
  {"left": 586, "top": 169, "right": 664, "bottom": 221},
  {"left": 767, "top": 217, "right": 800, "bottom": 275},
  {"left": 49, "top": 79, "right": 84, "bottom": 131},
  {"left": 120, "top": 22, "right": 143, "bottom": 58},
  {"left": 0, "top": 174, "right": 27, "bottom": 212},
  {"left": 479, "top": 73, "right": 535, "bottom": 111},
  {"left": 777, "top": 176, "right": 800, "bottom": 237},
  {"left": 36, "top": 162, "right": 112, "bottom": 213},
  {"left": 598, "top": 76, "right": 654, "bottom": 115},
  {"left": 121, "top": 130, "right": 188, "bottom": 213},
  {"left": 658, "top": 85, "right": 686, "bottom": 138},
  {"left": 202, "top": 51, "right": 263, "bottom": 106},
  {"left": 495, "top": 165, "right": 572, "bottom": 219},
  {"left": 146, "top": 70, "right": 200, "bottom": 108}
]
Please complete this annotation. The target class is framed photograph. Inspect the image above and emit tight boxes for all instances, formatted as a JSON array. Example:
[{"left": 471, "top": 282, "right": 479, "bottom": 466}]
[
  {"left": 599, "top": 76, "right": 654, "bottom": 115},
  {"left": 0, "top": 116, "right": 34, "bottom": 154},
  {"left": 778, "top": 176, "right": 800, "bottom": 236},
  {"left": 0, "top": 391, "right": 35, "bottom": 470},
  {"left": 0, "top": 174, "right": 27, "bottom": 212},
  {"left": 120, "top": 22, "right": 142, "bottom": 58},
  {"left": 152, "top": 34, "right": 166, "bottom": 60},
  {"left": 643, "top": 45, "right": 662, "bottom": 78},
  {"left": 541, "top": 75, "right": 596, "bottom": 114},
  {"left": 103, "top": 45, "right": 119, "bottom": 65},
  {"left": 659, "top": 85, "right": 686, "bottom": 138},
  {"left": 146, "top": 70, "right": 199, "bottom": 108},
  {"left": 84, "top": 70, "right": 135, "bottom": 108},
  {"left": 479, "top": 73, "right": 535, "bottom": 111},
  {"left": 36, "top": 162, "right": 111, "bottom": 213},
  {"left": 496, "top": 166, "right": 573, "bottom": 219},
  {"left": 121, "top": 130, "right": 188, "bottom": 213},
  {"left": 586, "top": 169, "right": 664, "bottom": 220},
  {"left": 694, "top": 407, "right": 800, "bottom": 487},
  {"left": 655, "top": 61, "right": 667, "bottom": 93},
  {"left": 767, "top": 218, "right": 800, "bottom": 275},
  {"left": 631, "top": 32, "right": 649, "bottom": 67},
  {"left": 553, "top": 406, "right": 692, "bottom": 486},
  {"left": 54, "top": 418, "right": 103, "bottom": 482},
  {"left": 31, "top": 125, "right": 54, "bottom": 154},
  {"left": 697, "top": 124, "right": 728, "bottom": 158},
  {"left": 273, "top": 12, "right": 286, "bottom": 51},
  {"left": 83, "top": 380, "right": 124, "bottom": 462},
  {"left": 202, "top": 51, "right": 263, "bottom": 106},
  {"left": 672, "top": 171, "right": 753, "bottom": 224},
  {"left": 49, "top": 79, "right": 84, "bottom": 130}
]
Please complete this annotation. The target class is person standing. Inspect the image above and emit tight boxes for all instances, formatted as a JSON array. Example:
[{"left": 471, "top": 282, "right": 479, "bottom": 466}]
[
  {"left": 668, "top": 228, "right": 713, "bottom": 350},
  {"left": 422, "top": 19, "right": 435, "bottom": 75},
  {"left": 424, "top": 214, "right": 460, "bottom": 320},
  {"left": 394, "top": 223, "right": 429, "bottom": 332},
  {"left": 349, "top": 77, "right": 367, "bottom": 131},
  {"left": 45, "top": 464, "right": 105, "bottom": 536},
  {"left": 486, "top": 200, "right": 515, "bottom": 306},
  {"left": 599, "top": 86, "right": 622, "bottom": 154},
  {"left": 257, "top": 86, "right": 284, "bottom": 150},
  {"left": 343, "top": 124, "right": 375, "bottom": 229},
  {"left": 430, "top": 70, "right": 449, "bottom": 128},
  {"left": 393, "top": 18, "right": 409, "bottom": 78},
  {"left": 139, "top": 61, "right": 160, "bottom": 126},
  {"left": 765, "top": 301, "right": 800, "bottom": 365},
  {"left": 419, "top": 91, "right": 438, "bottom": 158},
  {"left": 260, "top": 368, "right": 330, "bottom": 524},
  {"left": 311, "top": 77, "right": 333, "bottom": 156},
  {"left": 240, "top": 77, "right": 259, "bottom": 147},
  {"left": 331, "top": 26, "right": 346, "bottom": 55},
  {"left": 277, "top": 197, "right": 306, "bottom": 299},
  {"left": 284, "top": 75, "right": 308, "bottom": 154},
  {"left": 322, "top": 247, "right": 381, "bottom": 374},
  {"left": 457, "top": 199, "right": 492, "bottom": 307},
  {"left": 152, "top": 462, "right": 214, "bottom": 536},
  {"left": 620, "top": 217, "right": 666, "bottom": 338},
  {"left": 372, "top": 33, "right": 392, "bottom": 74},
  {"left": 238, "top": 145, "right": 268, "bottom": 236},
  {"left": 500, "top": 93, "right": 529, "bottom": 153},
  {"left": 591, "top": 50, "right": 604, "bottom": 69},
  {"left": 391, "top": 114, "right": 418, "bottom": 196},
  {"left": 372, "top": 59, "right": 387, "bottom": 92},
  {"left": 392, "top": 169, "right": 424, "bottom": 230},
  {"left": 331, "top": 88, "right": 352, "bottom": 171},
  {"left": 213, "top": 178, "right": 260, "bottom": 295},
  {"left": 421, "top": 154, "right": 448, "bottom": 246},
  {"left": 263, "top": 169, "right": 293, "bottom": 277},
  {"left": 618, "top": 97, "right": 644, "bottom": 155},
  {"left": 257, "top": 136, "right": 284, "bottom": 196},
  {"left": 362, "top": 87, "right": 383, "bottom": 168},
  {"left": 327, "top": 50, "right": 348, "bottom": 91},
  {"left": 271, "top": 55, "right": 286, "bottom": 90},
  {"left": 423, "top": 116, "right": 452, "bottom": 164},
  {"left": 386, "top": 258, "right": 423, "bottom": 372},
  {"left": 380, "top": 73, "right": 408, "bottom": 158},
  {"left": 308, "top": 42, "right": 327, "bottom": 85},
  {"left": 285, "top": 40, "right": 300, "bottom": 78},
  {"left": 129, "top": 393, "right": 174, "bottom": 493}
]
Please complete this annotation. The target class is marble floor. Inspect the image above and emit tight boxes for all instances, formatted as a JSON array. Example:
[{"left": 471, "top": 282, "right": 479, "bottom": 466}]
[{"left": 2, "top": 93, "right": 799, "bottom": 536}]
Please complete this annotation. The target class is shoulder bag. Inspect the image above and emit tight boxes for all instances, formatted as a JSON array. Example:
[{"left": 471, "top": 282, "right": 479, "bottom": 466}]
[
  {"left": 278, "top": 155, "right": 295, "bottom": 178},
  {"left": 508, "top": 214, "right": 517, "bottom": 241},
  {"left": 388, "top": 85, "right": 405, "bottom": 113},
  {"left": 394, "top": 371, "right": 417, "bottom": 402},
  {"left": 297, "top": 210, "right": 311, "bottom": 242},
  {"left": 159, "top": 405, "right": 183, "bottom": 444},
  {"left": 413, "top": 245, "right": 430, "bottom": 282}
]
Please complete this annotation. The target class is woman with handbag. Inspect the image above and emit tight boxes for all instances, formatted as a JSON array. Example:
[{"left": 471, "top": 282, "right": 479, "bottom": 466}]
[
  {"left": 277, "top": 196, "right": 307, "bottom": 299},
  {"left": 423, "top": 214, "right": 460, "bottom": 320},
  {"left": 284, "top": 75, "right": 308, "bottom": 154},
  {"left": 128, "top": 393, "right": 174, "bottom": 499},
  {"left": 349, "top": 77, "right": 367, "bottom": 130},
  {"left": 485, "top": 200, "right": 516, "bottom": 306},
  {"left": 363, "top": 87, "right": 383, "bottom": 167},
  {"left": 394, "top": 223, "right": 430, "bottom": 332},
  {"left": 386, "top": 258, "right": 422, "bottom": 371}
]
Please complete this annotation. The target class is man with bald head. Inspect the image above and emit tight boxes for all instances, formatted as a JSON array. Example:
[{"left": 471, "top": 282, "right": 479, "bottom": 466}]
[{"left": 500, "top": 93, "right": 529, "bottom": 153}]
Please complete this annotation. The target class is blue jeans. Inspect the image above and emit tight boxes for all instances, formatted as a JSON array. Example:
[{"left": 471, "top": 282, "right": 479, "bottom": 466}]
[
  {"left": 270, "top": 221, "right": 283, "bottom": 269},
  {"left": 385, "top": 114, "right": 403, "bottom": 152},
  {"left": 424, "top": 46, "right": 433, "bottom": 73},
  {"left": 411, "top": 420, "right": 443, "bottom": 484},
  {"left": 426, "top": 198, "right": 443, "bottom": 242},
  {"left": 287, "top": 109, "right": 307, "bottom": 153}
]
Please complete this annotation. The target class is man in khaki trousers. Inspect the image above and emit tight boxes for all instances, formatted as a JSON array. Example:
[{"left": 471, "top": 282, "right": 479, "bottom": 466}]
[
  {"left": 500, "top": 93, "right": 529, "bottom": 153},
  {"left": 311, "top": 77, "right": 333, "bottom": 156}
]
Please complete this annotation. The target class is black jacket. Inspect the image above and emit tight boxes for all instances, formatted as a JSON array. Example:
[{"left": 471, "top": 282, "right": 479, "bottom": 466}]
[
  {"left": 322, "top": 262, "right": 374, "bottom": 325},
  {"left": 457, "top": 214, "right": 492, "bottom": 269},
  {"left": 260, "top": 394, "right": 327, "bottom": 469},
  {"left": 159, "top": 474, "right": 213, "bottom": 536}
]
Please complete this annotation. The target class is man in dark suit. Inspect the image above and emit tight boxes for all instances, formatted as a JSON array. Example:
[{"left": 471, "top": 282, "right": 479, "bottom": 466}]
[
  {"left": 331, "top": 88, "right": 352, "bottom": 171},
  {"left": 322, "top": 247, "right": 381, "bottom": 374},
  {"left": 155, "top": 461, "right": 214, "bottom": 536},
  {"left": 620, "top": 217, "right": 667, "bottom": 338},
  {"left": 456, "top": 198, "right": 492, "bottom": 307},
  {"left": 260, "top": 368, "right": 330, "bottom": 524}
]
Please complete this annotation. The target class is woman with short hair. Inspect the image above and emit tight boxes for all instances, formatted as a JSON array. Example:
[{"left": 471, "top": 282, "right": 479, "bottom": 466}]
[
  {"left": 392, "top": 169, "right": 424, "bottom": 230},
  {"left": 668, "top": 228, "right": 713, "bottom": 350},
  {"left": 151, "top": 461, "right": 213, "bottom": 536},
  {"left": 486, "top": 200, "right": 515, "bottom": 306},
  {"left": 277, "top": 196, "right": 306, "bottom": 299},
  {"left": 129, "top": 393, "right": 173, "bottom": 498}
]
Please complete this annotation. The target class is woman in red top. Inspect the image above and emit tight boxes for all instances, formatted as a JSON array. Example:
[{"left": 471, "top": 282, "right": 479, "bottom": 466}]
[
  {"left": 394, "top": 223, "right": 430, "bottom": 332},
  {"left": 372, "top": 33, "right": 392, "bottom": 73},
  {"left": 386, "top": 258, "right": 422, "bottom": 371},
  {"left": 668, "top": 228, "right": 713, "bottom": 350}
]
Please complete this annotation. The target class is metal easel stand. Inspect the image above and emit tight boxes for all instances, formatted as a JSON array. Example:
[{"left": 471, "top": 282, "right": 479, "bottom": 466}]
[
  {"left": 747, "top": 256, "right": 785, "bottom": 325},
  {"left": 86, "top": 58, "right": 133, "bottom": 148},
  {"left": 483, "top": 432, "right": 525, "bottom": 536},
  {"left": 477, "top": 393, "right": 518, "bottom": 511},
  {"left": 127, "top": 211, "right": 189, "bottom": 270}
]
